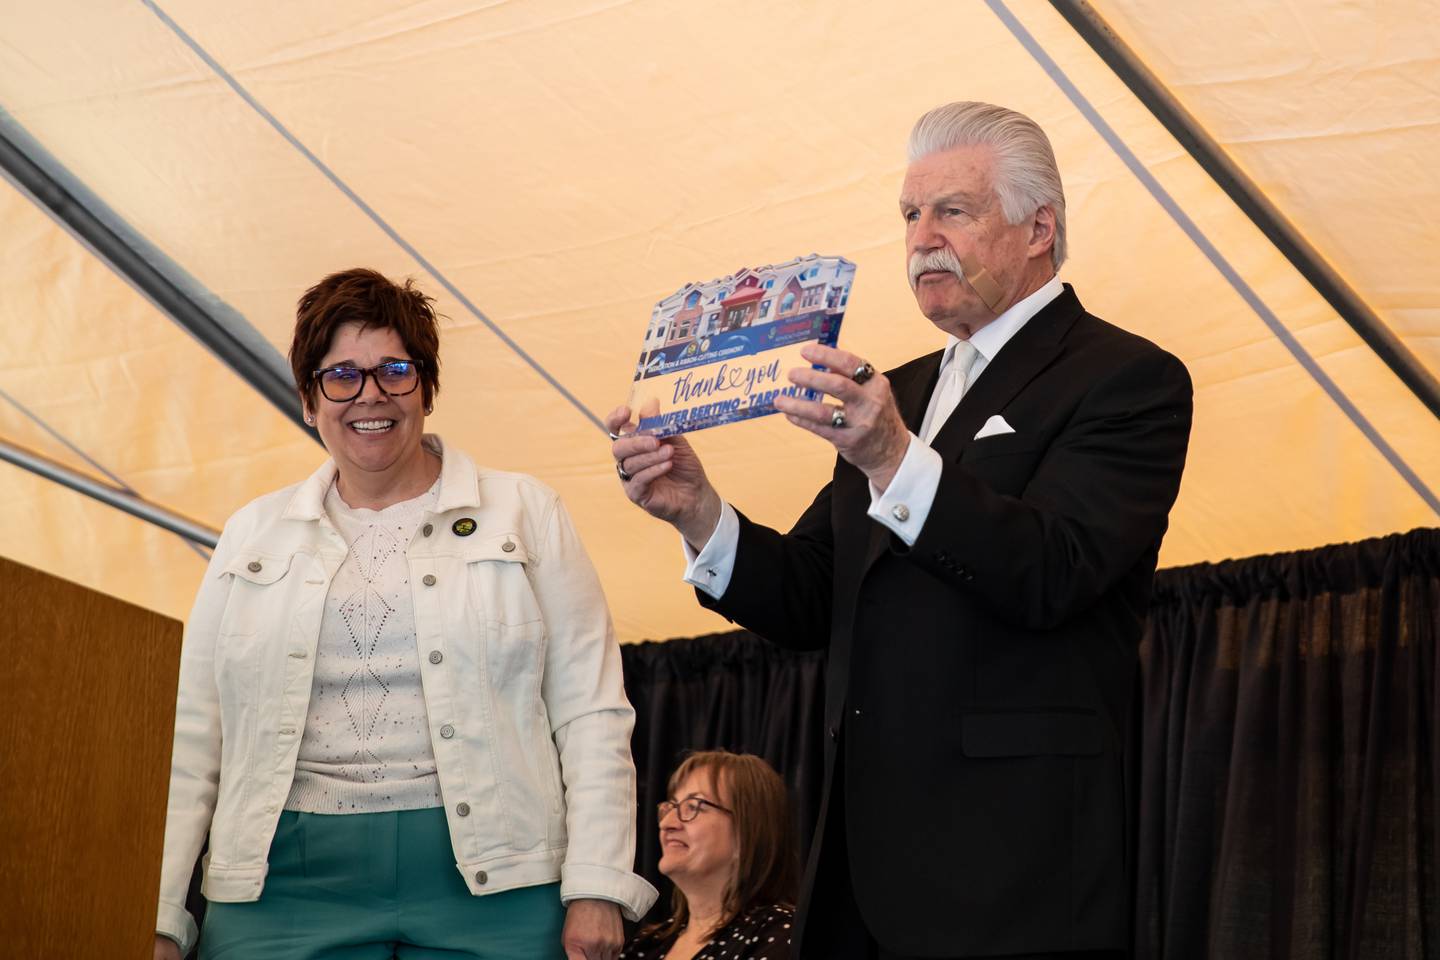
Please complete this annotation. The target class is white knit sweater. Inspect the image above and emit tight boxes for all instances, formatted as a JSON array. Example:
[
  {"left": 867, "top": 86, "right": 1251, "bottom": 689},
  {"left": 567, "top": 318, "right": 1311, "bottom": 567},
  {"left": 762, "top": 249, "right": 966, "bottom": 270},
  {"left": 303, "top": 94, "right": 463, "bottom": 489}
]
[{"left": 285, "top": 478, "right": 443, "bottom": 813}]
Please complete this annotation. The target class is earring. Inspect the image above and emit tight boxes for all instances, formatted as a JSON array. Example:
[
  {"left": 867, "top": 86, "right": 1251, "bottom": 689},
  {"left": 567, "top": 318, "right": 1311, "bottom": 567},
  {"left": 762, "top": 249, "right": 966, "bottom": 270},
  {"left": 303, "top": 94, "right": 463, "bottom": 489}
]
[{"left": 304, "top": 415, "right": 315, "bottom": 426}]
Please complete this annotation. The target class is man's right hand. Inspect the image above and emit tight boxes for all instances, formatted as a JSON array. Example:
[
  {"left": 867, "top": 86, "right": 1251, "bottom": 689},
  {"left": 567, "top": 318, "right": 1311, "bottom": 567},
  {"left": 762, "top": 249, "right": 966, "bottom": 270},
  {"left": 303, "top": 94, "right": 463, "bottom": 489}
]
[
  {"left": 154, "top": 935, "right": 182, "bottom": 960},
  {"left": 606, "top": 405, "right": 722, "bottom": 550}
]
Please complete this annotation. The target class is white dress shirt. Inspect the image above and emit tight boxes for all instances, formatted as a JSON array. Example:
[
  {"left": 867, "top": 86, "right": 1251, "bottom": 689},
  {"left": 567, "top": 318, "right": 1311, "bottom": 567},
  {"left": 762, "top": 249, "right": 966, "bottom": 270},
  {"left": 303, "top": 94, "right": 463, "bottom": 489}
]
[{"left": 684, "top": 275, "right": 1065, "bottom": 599}]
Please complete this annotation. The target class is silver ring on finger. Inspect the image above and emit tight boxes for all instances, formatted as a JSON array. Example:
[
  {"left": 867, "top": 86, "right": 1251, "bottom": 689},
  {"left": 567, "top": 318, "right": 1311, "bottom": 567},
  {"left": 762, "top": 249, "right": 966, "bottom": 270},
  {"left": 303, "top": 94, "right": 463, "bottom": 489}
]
[
  {"left": 831, "top": 406, "right": 848, "bottom": 429},
  {"left": 851, "top": 361, "right": 875, "bottom": 385},
  {"left": 616, "top": 459, "right": 633, "bottom": 482}
]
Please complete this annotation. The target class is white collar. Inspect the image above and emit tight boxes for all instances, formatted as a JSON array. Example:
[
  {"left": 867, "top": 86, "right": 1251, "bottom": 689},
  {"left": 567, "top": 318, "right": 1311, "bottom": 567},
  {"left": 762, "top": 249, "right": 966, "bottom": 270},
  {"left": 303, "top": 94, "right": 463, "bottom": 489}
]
[
  {"left": 282, "top": 433, "right": 482, "bottom": 521},
  {"left": 940, "top": 273, "right": 1064, "bottom": 368}
]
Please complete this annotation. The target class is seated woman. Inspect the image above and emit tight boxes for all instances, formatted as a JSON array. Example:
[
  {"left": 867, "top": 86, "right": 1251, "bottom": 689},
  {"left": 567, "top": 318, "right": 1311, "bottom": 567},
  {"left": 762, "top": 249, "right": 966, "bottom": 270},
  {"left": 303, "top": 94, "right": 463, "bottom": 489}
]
[
  {"left": 621, "top": 751, "right": 798, "bottom": 960},
  {"left": 154, "top": 268, "right": 654, "bottom": 960}
]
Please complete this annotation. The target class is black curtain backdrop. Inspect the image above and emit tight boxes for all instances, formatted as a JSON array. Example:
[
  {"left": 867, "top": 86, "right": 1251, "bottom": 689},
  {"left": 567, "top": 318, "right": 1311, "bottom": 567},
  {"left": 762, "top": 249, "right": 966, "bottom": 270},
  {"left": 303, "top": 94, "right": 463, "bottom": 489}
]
[
  {"left": 1133, "top": 528, "right": 1439, "bottom": 959},
  {"left": 620, "top": 630, "right": 827, "bottom": 925},
  {"left": 620, "top": 528, "right": 1440, "bottom": 956}
]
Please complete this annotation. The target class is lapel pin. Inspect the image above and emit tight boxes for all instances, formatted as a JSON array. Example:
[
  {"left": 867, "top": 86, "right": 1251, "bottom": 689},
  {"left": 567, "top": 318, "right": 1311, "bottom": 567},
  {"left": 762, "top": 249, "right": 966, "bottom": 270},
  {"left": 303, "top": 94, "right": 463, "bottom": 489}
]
[{"left": 452, "top": 517, "right": 477, "bottom": 537}]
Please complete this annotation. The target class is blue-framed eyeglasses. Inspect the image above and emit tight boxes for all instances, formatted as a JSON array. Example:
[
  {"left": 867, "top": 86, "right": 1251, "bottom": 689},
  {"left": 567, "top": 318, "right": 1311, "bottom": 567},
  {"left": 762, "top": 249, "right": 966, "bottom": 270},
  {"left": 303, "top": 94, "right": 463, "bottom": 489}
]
[{"left": 311, "top": 360, "right": 421, "bottom": 402}]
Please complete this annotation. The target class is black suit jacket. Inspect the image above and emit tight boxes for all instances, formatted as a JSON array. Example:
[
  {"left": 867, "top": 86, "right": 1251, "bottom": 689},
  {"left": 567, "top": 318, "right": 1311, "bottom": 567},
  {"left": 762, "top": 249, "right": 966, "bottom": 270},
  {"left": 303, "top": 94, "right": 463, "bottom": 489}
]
[{"left": 701, "top": 286, "right": 1193, "bottom": 957}]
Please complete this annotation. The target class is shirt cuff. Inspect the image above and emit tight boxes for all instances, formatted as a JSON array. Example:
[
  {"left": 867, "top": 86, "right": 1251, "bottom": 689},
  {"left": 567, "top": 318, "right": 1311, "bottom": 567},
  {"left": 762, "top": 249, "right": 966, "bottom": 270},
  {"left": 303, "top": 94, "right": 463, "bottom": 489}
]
[
  {"left": 867, "top": 433, "right": 943, "bottom": 546},
  {"left": 682, "top": 502, "right": 739, "bottom": 599}
]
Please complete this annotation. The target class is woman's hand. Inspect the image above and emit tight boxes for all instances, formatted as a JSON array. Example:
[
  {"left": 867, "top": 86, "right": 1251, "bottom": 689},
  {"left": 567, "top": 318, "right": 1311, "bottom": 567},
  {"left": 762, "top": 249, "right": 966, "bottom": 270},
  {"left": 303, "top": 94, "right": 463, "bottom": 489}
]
[
  {"left": 562, "top": 898, "right": 624, "bottom": 960},
  {"left": 153, "top": 935, "right": 183, "bottom": 960}
]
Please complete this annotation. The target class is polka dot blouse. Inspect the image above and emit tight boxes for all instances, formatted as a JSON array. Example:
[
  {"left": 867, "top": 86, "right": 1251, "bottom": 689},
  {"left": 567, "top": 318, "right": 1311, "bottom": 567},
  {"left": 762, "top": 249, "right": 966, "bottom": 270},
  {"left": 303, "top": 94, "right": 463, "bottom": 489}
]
[{"left": 620, "top": 902, "right": 794, "bottom": 960}]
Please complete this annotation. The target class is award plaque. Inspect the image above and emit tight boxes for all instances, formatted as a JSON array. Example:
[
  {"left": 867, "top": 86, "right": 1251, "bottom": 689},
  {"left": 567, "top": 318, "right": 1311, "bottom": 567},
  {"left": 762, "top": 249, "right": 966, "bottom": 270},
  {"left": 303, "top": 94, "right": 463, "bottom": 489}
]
[{"left": 629, "top": 253, "right": 857, "bottom": 436}]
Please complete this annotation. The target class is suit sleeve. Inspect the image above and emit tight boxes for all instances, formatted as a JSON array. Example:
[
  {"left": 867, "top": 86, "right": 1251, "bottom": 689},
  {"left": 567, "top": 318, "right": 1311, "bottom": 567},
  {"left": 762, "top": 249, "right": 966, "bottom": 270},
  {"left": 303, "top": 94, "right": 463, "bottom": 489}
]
[
  {"left": 696, "top": 480, "right": 836, "bottom": 651},
  {"left": 905, "top": 347, "right": 1193, "bottom": 630}
]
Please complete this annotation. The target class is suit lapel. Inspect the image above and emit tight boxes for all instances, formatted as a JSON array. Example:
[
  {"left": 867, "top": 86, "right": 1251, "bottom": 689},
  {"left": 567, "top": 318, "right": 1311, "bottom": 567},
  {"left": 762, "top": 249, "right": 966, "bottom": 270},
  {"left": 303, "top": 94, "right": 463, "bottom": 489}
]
[
  {"left": 896, "top": 351, "right": 943, "bottom": 433},
  {"left": 928, "top": 286, "right": 1082, "bottom": 462},
  {"left": 855, "top": 286, "right": 1084, "bottom": 576}
]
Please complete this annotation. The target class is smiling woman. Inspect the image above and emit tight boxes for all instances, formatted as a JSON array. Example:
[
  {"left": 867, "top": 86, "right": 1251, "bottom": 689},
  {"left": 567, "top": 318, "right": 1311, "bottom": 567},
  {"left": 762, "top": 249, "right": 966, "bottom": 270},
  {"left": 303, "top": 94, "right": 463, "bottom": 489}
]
[
  {"left": 291, "top": 270, "right": 441, "bottom": 506},
  {"left": 622, "top": 751, "right": 798, "bottom": 960},
  {"left": 153, "top": 268, "right": 656, "bottom": 960}
]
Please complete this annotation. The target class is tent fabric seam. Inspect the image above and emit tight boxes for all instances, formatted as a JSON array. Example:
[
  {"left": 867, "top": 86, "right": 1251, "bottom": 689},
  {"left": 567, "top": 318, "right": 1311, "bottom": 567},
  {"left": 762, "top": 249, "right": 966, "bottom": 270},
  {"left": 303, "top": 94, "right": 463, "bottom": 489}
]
[
  {"left": 0, "top": 388, "right": 212, "bottom": 561},
  {"left": 140, "top": 0, "right": 606, "bottom": 434},
  {"left": 0, "top": 438, "right": 220, "bottom": 550},
  {"left": 1045, "top": 0, "right": 1440, "bottom": 422},
  {"left": 986, "top": 0, "right": 1439, "bottom": 517},
  {"left": 0, "top": 104, "right": 305, "bottom": 432}
]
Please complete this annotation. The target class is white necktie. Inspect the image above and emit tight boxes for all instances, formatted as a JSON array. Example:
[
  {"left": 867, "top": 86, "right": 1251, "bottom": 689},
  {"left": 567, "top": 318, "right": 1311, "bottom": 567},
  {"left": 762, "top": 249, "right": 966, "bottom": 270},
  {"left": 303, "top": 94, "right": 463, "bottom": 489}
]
[{"left": 921, "top": 340, "right": 980, "bottom": 445}]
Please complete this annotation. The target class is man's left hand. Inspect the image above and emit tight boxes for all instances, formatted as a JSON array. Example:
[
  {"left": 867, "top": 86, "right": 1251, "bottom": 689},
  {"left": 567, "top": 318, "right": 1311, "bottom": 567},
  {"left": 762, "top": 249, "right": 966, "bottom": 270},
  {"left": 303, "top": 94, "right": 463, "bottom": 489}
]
[
  {"left": 775, "top": 343, "right": 911, "bottom": 491},
  {"left": 562, "top": 898, "right": 624, "bottom": 960}
]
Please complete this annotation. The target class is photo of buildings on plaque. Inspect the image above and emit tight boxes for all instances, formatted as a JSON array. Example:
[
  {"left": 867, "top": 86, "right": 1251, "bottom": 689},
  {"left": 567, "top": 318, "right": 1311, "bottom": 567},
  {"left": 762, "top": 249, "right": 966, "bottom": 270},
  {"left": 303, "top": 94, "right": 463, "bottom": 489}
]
[{"left": 629, "top": 253, "right": 857, "bottom": 437}]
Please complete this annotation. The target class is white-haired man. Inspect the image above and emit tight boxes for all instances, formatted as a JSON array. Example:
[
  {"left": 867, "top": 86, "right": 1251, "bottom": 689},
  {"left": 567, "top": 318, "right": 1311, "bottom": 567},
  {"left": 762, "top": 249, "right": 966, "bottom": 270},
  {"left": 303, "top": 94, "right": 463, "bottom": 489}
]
[{"left": 610, "top": 101, "right": 1192, "bottom": 959}]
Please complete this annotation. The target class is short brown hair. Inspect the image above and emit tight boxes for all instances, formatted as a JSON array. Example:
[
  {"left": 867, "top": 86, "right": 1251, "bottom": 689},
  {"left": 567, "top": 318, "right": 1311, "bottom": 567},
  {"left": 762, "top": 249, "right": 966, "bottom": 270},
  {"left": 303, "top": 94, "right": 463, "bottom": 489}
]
[
  {"left": 289, "top": 268, "right": 441, "bottom": 410},
  {"left": 653, "top": 750, "right": 799, "bottom": 939}
]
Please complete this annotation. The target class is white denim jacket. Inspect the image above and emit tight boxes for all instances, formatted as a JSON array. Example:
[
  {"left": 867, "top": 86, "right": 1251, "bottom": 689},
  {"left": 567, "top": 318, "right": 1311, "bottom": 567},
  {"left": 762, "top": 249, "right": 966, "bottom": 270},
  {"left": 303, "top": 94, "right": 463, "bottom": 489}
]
[{"left": 157, "top": 436, "right": 656, "bottom": 952}]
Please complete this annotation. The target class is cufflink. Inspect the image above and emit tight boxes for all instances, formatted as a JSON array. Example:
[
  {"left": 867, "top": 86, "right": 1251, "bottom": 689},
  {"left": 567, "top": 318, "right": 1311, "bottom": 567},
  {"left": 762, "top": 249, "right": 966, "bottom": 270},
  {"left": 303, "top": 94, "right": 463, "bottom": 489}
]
[{"left": 891, "top": 504, "right": 910, "bottom": 522}]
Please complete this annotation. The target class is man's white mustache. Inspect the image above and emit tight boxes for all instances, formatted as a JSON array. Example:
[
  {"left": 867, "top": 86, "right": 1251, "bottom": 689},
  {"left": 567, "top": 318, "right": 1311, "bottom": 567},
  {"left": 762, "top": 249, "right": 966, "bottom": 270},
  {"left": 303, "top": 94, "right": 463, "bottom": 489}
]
[{"left": 908, "top": 249, "right": 965, "bottom": 291}]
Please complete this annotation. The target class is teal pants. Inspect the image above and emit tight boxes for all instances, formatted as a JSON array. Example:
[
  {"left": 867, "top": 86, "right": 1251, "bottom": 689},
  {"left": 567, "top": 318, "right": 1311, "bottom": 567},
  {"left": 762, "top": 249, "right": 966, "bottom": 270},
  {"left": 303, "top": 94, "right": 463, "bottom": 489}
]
[{"left": 199, "top": 808, "right": 565, "bottom": 960}]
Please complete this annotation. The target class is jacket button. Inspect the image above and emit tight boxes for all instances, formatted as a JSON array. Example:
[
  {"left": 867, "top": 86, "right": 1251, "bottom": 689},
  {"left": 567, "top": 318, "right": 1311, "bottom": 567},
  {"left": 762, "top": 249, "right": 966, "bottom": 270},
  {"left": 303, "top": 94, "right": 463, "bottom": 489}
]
[
  {"left": 501, "top": 541, "right": 516, "bottom": 553},
  {"left": 422, "top": 523, "right": 433, "bottom": 537},
  {"left": 247, "top": 560, "right": 262, "bottom": 573},
  {"left": 456, "top": 802, "right": 471, "bottom": 817},
  {"left": 428, "top": 650, "right": 443, "bottom": 665},
  {"left": 440, "top": 724, "right": 455, "bottom": 739},
  {"left": 474, "top": 870, "right": 488, "bottom": 885},
  {"left": 422, "top": 574, "right": 437, "bottom": 586}
]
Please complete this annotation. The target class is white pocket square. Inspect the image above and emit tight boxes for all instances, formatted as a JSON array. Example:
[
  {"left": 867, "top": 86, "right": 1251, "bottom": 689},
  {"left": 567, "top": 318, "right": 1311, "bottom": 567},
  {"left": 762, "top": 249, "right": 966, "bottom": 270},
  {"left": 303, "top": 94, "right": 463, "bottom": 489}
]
[{"left": 973, "top": 415, "right": 1016, "bottom": 440}]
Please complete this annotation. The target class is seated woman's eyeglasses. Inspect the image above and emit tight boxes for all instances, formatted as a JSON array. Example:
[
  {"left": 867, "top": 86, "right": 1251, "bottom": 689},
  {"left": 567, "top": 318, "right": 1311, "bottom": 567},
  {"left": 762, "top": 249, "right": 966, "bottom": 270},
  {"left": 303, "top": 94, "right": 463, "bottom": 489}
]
[
  {"left": 313, "top": 360, "right": 421, "bottom": 402},
  {"left": 657, "top": 796, "right": 733, "bottom": 822}
]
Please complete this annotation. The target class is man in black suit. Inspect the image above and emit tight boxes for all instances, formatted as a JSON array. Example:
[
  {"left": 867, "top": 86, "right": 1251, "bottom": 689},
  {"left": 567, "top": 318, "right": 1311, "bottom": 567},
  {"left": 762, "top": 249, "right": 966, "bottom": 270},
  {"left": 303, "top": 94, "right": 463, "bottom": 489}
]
[{"left": 609, "top": 101, "right": 1192, "bottom": 959}]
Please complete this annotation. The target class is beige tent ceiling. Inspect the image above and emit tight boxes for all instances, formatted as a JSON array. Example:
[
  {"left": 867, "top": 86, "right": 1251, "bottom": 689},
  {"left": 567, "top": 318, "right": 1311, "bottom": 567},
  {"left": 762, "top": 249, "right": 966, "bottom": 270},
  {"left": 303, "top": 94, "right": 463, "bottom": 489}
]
[{"left": 1, "top": 0, "right": 1436, "bottom": 642}]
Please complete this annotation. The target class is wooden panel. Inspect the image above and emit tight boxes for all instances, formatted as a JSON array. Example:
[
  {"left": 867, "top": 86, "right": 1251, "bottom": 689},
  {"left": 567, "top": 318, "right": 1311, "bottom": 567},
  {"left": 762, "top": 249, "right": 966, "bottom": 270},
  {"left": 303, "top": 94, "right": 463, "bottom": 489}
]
[{"left": 0, "top": 555, "right": 182, "bottom": 959}]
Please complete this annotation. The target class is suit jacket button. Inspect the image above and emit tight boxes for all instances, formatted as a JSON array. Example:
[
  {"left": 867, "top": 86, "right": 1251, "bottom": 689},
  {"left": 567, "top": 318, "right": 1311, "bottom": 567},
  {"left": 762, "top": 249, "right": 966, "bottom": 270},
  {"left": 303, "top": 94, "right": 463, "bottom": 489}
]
[
  {"left": 247, "top": 560, "right": 262, "bottom": 573},
  {"left": 474, "top": 870, "right": 488, "bottom": 885}
]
